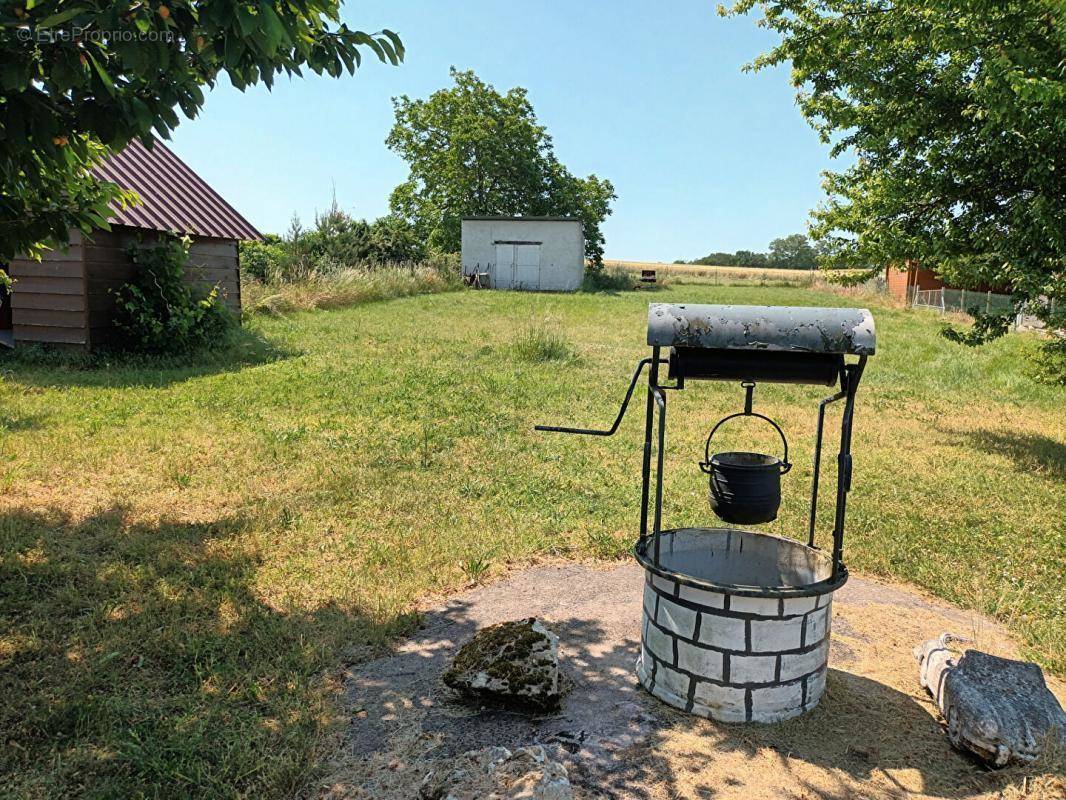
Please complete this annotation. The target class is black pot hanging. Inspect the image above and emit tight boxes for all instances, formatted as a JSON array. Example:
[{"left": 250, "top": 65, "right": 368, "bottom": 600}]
[{"left": 699, "top": 411, "right": 791, "bottom": 525}]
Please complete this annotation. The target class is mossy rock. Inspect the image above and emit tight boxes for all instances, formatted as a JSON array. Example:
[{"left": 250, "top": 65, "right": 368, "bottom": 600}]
[{"left": 443, "top": 618, "right": 563, "bottom": 711}]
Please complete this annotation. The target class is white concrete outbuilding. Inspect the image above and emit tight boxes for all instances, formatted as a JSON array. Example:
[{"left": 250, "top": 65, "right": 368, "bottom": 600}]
[{"left": 461, "top": 216, "right": 584, "bottom": 291}]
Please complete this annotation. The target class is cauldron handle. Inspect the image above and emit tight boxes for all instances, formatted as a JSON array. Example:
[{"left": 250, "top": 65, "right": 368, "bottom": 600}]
[{"left": 699, "top": 411, "right": 791, "bottom": 474}]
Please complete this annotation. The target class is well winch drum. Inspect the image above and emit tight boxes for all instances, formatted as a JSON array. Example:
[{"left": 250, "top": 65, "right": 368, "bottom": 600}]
[{"left": 699, "top": 405, "right": 791, "bottom": 525}]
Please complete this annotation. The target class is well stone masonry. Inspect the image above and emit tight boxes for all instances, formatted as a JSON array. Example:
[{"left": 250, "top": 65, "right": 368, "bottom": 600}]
[{"left": 636, "top": 570, "right": 834, "bottom": 723}]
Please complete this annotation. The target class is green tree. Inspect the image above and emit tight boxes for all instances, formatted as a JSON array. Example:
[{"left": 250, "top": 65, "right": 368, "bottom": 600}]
[
  {"left": 369, "top": 214, "right": 424, "bottom": 262},
  {"left": 768, "top": 233, "right": 817, "bottom": 269},
  {"left": 2, "top": 2, "right": 403, "bottom": 262},
  {"left": 304, "top": 197, "right": 374, "bottom": 267},
  {"left": 386, "top": 68, "right": 616, "bottom": 266},
  {"left": 733, "top": 250, "right": 768, "bottom": 268},
  {"left": 725, "top": 0, "right": 1065, "bottom": 370}
]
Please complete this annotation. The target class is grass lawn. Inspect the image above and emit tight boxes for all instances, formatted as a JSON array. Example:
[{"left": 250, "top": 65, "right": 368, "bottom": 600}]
[{"left": 1, "top": 283, "right": 1062, "bottom": 798}]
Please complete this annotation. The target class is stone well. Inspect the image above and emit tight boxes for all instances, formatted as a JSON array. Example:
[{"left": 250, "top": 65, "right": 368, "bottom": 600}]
[{"left": 635, "top": 528, "right": 840, "bottom": 723}]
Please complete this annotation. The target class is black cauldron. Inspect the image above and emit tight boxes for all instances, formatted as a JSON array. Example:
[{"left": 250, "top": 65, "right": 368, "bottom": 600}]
[{"left": 699, "top": 413, "right": 791, "bottom": 525}]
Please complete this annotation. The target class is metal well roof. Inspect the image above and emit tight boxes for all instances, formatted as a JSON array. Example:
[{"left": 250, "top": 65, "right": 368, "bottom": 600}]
[
  {"left": 93, "top": 138, "right": 262, "bottom": 241},
  {"left": 648, "top": 303, "right": 876, "bottom": 355}
]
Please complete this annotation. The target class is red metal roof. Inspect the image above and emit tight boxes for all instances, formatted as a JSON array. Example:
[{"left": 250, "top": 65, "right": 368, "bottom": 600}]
[{"left": 93, "top": 138, "right": 262, "bottom": 241}]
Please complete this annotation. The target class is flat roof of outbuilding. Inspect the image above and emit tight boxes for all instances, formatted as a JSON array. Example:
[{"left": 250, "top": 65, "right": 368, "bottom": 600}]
[{"left": 462, "top": 216, "right": 582, "bottom": 224}]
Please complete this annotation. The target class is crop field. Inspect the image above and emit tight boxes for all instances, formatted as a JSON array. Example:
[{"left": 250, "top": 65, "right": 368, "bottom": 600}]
[
  {"left": 0, "top": 283, "right": 1062, "bottom": 798},
  {"left": 603, "top": 259, "right": 849, "bottom": 284}
]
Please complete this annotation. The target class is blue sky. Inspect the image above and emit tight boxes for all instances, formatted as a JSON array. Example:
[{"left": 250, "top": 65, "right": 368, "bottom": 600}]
[{"left": 167, "top": 1, "right": 841, "bottom": 262}]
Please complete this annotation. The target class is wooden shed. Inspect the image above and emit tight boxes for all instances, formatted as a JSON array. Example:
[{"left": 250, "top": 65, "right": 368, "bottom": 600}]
[
  {"left": 885, "top": 262, "right": 944, "bottom": 303},
  {"left": 885, "top": 262, "right": 1006, "bottom": 304},
  {"left": 0, "top": 138, "right": 261, "bottom": 349}
]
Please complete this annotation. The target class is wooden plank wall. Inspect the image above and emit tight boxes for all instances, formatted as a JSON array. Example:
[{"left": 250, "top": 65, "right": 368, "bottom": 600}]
[
  {"left": 83, "top": 227, "right": 241, "bottom": 347},
  {"left": 186, "top": 237, "right": 242, "bottom": 314},
  {"left": 8, "top": 231, "right": 89, "bottom": 345}
]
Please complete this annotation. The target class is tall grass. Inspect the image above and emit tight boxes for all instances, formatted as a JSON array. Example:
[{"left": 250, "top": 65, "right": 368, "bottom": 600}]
[
  {"left": 512, "top": 323, "right": 576, "bottom": 362},
  {"left": 582, "top": 265, "right": 671, "bottom": 292},
  {"left": 242, "top": 263, "right": 462, "bottom": 316}
]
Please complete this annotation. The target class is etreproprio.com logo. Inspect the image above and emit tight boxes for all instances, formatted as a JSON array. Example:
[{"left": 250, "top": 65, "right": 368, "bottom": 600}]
[{"left": 14, "top": 27, "right": 176, "bottom": 44}]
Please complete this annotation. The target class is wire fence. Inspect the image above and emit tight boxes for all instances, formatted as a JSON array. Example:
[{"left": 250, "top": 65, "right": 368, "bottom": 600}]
[{"left": 909, "top": 286, "right": 1049, "bottom": 329}]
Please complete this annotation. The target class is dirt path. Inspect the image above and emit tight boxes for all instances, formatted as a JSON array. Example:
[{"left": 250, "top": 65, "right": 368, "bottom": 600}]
[{"left": 319, "top": 563, "right": 1064, "bottom": 799}]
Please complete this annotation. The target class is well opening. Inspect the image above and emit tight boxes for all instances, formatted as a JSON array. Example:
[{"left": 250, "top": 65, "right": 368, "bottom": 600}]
[{"left": 637, "top": 528, "right": 837, "bottom": 595}]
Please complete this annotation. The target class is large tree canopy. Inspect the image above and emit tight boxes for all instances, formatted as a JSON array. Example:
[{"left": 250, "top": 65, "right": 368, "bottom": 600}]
[
  {"left": 1, "top": 1, "right": 402, "bottom": 262},
  {"left": 386, "top": 68, "right": 616, "bottom": 266},
  {"left": 768, "top": 233, "right": 818, "bottom": 269},
  {"left": 726, "top": 0, "right": 1065, "bottom": 358}
]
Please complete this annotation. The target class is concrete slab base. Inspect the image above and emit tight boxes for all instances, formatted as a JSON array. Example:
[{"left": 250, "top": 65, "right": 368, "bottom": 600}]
[{"left": 321, "top": 563, "right": 1064, "bottom": 800}]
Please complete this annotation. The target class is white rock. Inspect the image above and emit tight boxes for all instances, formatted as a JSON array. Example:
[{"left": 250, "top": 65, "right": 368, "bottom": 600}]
[
  {"left": 443, "top": 618, "right": 562, "bottom": 711},
  {"left": 915, "top": 634, "right": 1066, "bottom": 766}
]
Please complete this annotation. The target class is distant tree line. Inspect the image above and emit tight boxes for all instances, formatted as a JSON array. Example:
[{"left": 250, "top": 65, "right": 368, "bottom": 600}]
[{"left": 680, "top": 233, "right": 822, "bottom": 270}]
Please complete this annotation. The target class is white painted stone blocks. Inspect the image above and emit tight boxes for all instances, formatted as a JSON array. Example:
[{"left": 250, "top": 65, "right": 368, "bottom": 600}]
[
  {"left": 805, "top": 603, "right": 831, "bottom": 643},
  {"left": 750, "top": 618, "right": 803, "bottom": 653},
  {"left": 656, "top": 662, "right": 692, "bottom": 700},
  {"left": 678, "top": 583, "right": 726, "bottom": 609},
  {"left": 651, "top": 574, "right": 677, "bottom": 596},
  {"left": 731, "top": 653, "right": 777, "bottom": 684},
  {"left": 638, "top": 569, "right": 836, "bottom": 723},
  {"left": 693, "top": 681, "right": 748, "bottom": 722},
  {"left": 750, "top": 680, "right": 805, "bottom": 720},
  {"left": 642, "top": 583, "right": 657, "bottom": 618},
  {"left": 780, "top": 640, "right": 829, "bottom": 682},
  {"left": 697, "top": 613, "right": 747, "bottom": 649},
  {"left": 782, "top": 595, "right": 818, "bottom": 616},
  {"left": 729, "top": 595, "right": 780, "bottom": 616},
  {"left": 676, "top": 640, "right": 724, "bottom": 681},
  {"left": 643, "top": 618, "right": 674, "bottom": 663},
  {"left": 656, "top": 596, "right": 697, "bottom": 639}
]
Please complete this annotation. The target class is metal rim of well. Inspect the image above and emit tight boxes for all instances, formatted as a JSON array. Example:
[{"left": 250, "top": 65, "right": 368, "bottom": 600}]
[{"left": 633, "top": 527, "right": 850, "bottom": 599}]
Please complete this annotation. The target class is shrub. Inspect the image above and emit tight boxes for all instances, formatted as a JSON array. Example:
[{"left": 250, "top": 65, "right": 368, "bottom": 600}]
[
  {"left": 1029, "top": 336, "right": 1066, "bottom": 386},
  {"left": 113, "top": 234, "right": 233, "bottom": 353},
  {"left": 581, "top": 266, "right": 638, "bottom": 293},
  {"left": 369, "top": 214, "right": 426, "bottom": 263},
  {"left": 239, "top": 235, "right": 287, "bottom": 281}
]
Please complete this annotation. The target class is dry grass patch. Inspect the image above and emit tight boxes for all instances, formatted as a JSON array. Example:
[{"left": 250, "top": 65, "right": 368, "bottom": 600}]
[{"left": 242, "top": 265, "right": 461, "bottom": 315}]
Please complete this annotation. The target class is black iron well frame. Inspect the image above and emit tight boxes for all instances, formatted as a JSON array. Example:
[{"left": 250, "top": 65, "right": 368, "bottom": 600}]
[{"left": 537, "top": 346, "right": 868, "bottom": 598}]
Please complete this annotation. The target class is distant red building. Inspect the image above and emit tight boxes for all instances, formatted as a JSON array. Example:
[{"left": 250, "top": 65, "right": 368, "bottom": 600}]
[
  {"left": 885, "top": 262, "right": 1005, "bottom": 303},
  {"left": 885, "top": 262, "right": 944, "bottom": 302}
]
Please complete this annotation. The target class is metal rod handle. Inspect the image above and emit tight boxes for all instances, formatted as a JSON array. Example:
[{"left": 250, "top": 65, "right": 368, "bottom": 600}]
[
  {"left": 535, "top": 357, "right": 664, "bottom": 436},
  {"left": 831, "top": 356, "right": 867, "bottom": 579}
]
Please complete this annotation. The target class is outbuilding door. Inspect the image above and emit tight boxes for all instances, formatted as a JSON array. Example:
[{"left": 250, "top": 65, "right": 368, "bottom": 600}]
[
  {"left": 513, "top": 244, "right": 540, "bottom": 289},
  {"left": 492, "top": 242, "right": 541, "bottom": 290},
  {"left": 493, "top": 244, "right": 514, "bottom": 289}
]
